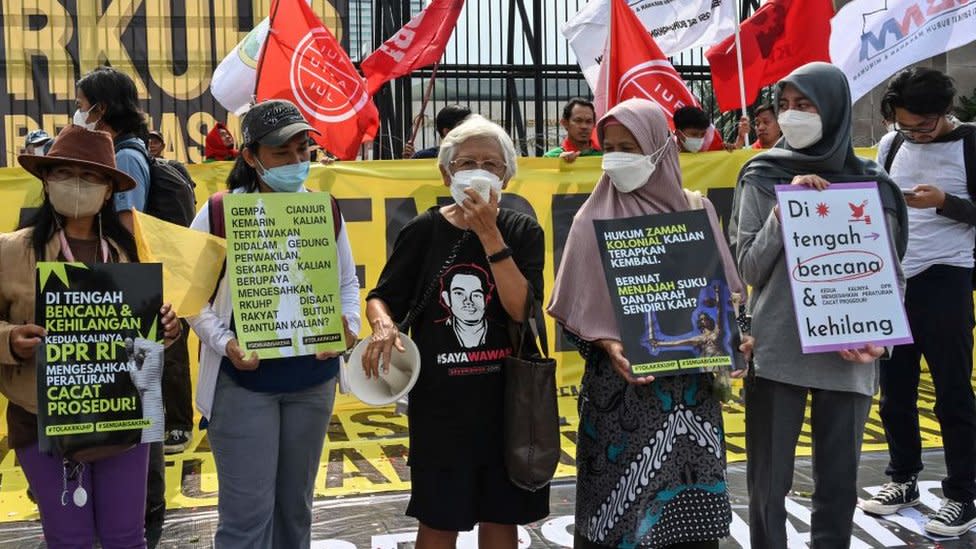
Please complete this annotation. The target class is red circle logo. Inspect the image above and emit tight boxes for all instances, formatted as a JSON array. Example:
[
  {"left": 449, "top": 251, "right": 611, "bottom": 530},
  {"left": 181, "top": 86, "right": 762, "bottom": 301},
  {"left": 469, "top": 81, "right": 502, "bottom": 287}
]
[
  {"left": 618, "top": 61, "right": 698, "bottom": 114},
  {"left": 290, "top": 29, "right": 371, "bottom": 123}
]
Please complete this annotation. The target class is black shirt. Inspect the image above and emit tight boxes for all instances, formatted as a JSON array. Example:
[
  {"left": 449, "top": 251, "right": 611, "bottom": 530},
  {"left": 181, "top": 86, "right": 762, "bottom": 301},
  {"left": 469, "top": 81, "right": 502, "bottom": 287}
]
[{"left": 367, "top": 207, "right": 544, "bottom": 467}]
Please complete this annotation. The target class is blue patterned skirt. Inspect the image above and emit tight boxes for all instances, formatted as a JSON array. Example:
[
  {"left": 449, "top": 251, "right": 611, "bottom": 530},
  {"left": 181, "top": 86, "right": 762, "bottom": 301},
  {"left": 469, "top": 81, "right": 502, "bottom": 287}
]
[{"left": 575, "top": 355, "right": 731, "bottom": 548}]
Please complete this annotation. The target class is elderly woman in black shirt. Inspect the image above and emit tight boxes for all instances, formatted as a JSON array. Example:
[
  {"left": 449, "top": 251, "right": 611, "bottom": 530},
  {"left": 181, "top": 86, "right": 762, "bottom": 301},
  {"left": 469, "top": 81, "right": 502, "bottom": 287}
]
[{"left": 364, "top": 115, "right": 547, "bottom": 548}]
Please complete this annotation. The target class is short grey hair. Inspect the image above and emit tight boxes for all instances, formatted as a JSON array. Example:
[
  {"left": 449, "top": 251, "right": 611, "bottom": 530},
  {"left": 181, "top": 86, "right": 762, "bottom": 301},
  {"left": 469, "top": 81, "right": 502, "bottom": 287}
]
[{"left": 437, "top": 115, "right": 517, "bottom": 180}]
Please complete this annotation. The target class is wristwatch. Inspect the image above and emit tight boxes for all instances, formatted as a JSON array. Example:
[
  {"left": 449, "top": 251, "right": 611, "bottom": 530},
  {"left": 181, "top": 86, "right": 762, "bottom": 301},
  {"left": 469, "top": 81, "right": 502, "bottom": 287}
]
[{"left": 487, "top": 246, "right": 514, "bottom": 263}]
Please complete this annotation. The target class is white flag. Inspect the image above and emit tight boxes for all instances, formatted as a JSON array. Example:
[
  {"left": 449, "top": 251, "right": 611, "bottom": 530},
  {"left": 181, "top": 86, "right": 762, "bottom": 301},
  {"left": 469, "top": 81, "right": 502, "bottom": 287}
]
[
  {"left": 211, "top": 18, "right": 270, "bottom": 115},
  {"left": 830, "top": 0, "right": 976, "bottom": 103},
  {"left": 562, "top": 0, "right": 737, "bottom": 89}
]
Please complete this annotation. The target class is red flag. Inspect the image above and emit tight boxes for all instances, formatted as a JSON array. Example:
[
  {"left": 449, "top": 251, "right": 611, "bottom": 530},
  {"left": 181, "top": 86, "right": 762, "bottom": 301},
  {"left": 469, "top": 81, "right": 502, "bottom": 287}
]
[
  {"left": 255, "top": 0, "right": 378, "bottom": 160},
  {"left": 705, "top": 0, "right": 833, "bottom": 112},
  {"left": 593, "top": 0, "right": 700, "bottom": 129},
  {"left": 361, "top": 0, "right": 464, "bottom": 96}
]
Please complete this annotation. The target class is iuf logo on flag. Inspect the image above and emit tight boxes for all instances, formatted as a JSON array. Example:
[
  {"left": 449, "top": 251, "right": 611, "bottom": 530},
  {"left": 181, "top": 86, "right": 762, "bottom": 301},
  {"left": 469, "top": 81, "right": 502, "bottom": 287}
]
[
  {"left": 289, "top": 30, "right": 373, "bottom": 123},
  {"left": 593, "top": 0, "right": 700, "bottom": 126},
  {"left": 830, "top": 0, "right": 976, "bottom": 103},
  {"left": 257, "top": 0, "right": 378, "bottom": 159}
]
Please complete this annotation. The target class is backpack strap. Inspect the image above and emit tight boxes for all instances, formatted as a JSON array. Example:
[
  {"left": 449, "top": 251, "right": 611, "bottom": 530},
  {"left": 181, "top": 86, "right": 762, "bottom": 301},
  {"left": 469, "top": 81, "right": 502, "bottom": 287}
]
[
  {"left": 330, "top": 195, "right": 342, "bottom": 240},
  {"left": 883, "top": 132, "right": 906, "bottom": 173},
  {"left": 960, "top": 125, "right": 976, "bottom": 202},
  {"left": 114, "top": 139, "right": 153, "bottom": 165},
  {"left": 207, "top": 191, "right": 229, "bottom": 238}
]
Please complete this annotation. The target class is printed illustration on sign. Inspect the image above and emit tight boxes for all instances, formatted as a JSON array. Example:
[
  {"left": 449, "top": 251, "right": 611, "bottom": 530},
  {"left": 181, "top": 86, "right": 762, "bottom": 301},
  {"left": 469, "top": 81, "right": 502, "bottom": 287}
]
[
  {"left": 776, "top": 182, "right": 912, "bottom": 353},
  {"left": 645, "top": 282, "right": 735, "bottom": 361}
]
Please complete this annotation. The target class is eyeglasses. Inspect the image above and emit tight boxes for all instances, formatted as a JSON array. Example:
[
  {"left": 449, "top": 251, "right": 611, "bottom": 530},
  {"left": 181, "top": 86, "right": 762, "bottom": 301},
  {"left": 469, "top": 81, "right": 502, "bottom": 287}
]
[
  {"left": 893, "top": 116, "right": 942, "bottom": 136},
  {"left": 449, "top": 157, "right": 506, "bottom": 175}
]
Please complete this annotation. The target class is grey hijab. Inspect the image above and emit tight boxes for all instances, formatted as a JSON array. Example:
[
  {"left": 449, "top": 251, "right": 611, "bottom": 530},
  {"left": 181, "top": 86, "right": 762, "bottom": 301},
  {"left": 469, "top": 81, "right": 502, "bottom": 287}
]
[{"left": 730, "top": 62, "right": 908, "bottom": 257}]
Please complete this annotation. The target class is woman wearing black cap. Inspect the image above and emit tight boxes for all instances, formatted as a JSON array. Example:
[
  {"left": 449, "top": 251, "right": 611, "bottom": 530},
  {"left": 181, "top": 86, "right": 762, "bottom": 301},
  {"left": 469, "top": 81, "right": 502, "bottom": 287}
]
[
  {"left": 0, "top": 125, "right": 180, "bottom": 548},
  {"left": 187, "top": 99, "right": 361, "bottom": 548}
]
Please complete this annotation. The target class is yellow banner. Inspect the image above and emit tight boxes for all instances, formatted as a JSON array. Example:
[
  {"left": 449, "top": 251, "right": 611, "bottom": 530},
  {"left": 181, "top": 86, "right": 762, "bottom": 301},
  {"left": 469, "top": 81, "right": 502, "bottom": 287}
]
[{"left": 0, "top": 150, "right": 949, "bottom": 521}]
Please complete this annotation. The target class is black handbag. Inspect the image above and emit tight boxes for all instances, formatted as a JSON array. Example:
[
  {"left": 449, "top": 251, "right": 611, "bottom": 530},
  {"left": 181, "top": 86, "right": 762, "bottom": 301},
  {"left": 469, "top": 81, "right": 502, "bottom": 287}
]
[{"left": 503, "top": 297, "right": 560, "bottom": 491}]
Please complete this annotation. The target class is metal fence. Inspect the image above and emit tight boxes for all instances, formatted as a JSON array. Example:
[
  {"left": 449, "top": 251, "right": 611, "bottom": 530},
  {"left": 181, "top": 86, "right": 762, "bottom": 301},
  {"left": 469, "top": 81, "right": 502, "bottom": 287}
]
[
  {"left": 0, "top": 0, "right": 761, "bottom": 165},
  {"left": 365, "top": 0, "right": 762, "bottom": 159}
]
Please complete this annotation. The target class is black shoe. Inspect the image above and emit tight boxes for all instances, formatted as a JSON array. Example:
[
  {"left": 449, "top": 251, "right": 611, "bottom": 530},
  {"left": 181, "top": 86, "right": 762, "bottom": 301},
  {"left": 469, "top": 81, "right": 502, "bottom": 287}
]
[
  {"left": 925, "top": 499, "right": 976, "bottom": 536},
  {"left": 163, "top": 429, "right": 190, "bottom": 454},
  {"left": 860, "top": 479, "right": 920, "bottom": 516}
]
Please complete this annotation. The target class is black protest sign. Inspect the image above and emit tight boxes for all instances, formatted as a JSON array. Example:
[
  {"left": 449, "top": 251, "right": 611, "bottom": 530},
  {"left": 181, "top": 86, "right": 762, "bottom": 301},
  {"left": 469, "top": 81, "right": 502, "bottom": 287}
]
[
  {"left": 595, "top": 210, "right": 742, "bottom": 377},
  {"left": 35, "top": 263, "right": 164, "bottom": 455}
]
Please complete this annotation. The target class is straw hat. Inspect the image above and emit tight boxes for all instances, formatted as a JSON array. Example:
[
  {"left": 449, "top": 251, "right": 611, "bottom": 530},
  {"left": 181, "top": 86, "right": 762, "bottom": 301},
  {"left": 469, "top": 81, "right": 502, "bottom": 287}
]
[{"left": 18, "top": 125, "right": 137, "bottom": 192}]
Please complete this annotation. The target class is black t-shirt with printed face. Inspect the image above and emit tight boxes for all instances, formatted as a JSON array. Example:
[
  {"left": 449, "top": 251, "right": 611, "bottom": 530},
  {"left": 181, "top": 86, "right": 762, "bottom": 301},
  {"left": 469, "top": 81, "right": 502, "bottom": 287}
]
[{"left": 367, "top": 207, "right": 545, "bottom": 467}]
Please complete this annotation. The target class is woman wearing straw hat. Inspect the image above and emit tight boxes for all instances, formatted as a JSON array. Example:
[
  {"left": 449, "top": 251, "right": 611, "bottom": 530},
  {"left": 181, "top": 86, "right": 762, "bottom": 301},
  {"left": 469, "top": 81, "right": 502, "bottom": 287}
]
[{"left": 0, "top": 125, "right": 181, "bottom": 548}]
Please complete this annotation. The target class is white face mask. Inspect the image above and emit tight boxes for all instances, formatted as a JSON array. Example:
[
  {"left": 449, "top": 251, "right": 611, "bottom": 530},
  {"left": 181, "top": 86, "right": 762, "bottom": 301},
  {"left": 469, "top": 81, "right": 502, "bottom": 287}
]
[
  {"left": 73, "top": 106, "right": 99, "bottom": 131},
  {"left": 601, "top": 139, "right": 671, "bottom": 193},
  {"left": 778, "top": 110, "right": 823, "bottom": 149},
  {"left": 450, "top": 169, "right": 503, "bottom": 205},
  {"left": 682, "top": 136, "right": 704, "bottom": 153}
]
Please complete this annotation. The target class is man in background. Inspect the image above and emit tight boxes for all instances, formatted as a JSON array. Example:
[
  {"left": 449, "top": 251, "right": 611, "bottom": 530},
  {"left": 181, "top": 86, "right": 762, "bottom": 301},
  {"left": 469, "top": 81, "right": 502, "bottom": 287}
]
[
  {"left": 544, "top": 97, "right": 602, "bottom": 163},
  {"left": 23, "top": 130, "right": 53, "bottom": 156},
  {"left": 403, "top": 104, "right": 472, "bottom": 159}
]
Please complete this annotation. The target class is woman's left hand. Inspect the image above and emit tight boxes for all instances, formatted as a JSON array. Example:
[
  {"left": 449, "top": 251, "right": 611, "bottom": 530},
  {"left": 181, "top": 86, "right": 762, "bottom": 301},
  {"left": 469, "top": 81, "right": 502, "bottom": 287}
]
[
  {"left": 730, "top": 335, "right": 755, "bottom": 378},
  {"left": 838, "top": 344, "right": 884, "bottom": 363},
  {"left": 791, "top": 174, "right": 831, "bottom": 191},
  {"left": 160, "top": 303, "right": 181, "bottom": 347},
  {"left": 316, "top": 316, "right": 357, "bottom": 360},
  {"left": 459, "top": 188, "right": 501, "bottom": 242}
]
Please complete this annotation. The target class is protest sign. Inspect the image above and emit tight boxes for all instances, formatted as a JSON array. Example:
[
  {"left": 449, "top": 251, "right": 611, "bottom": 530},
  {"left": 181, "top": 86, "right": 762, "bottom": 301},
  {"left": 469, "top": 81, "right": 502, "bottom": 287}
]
[
  {"left": 776, "top": 182, "right": 912, "bottom": 353},
  {"left": 224, "top": 192, "right": 345, "bottom": 359},
  {"left": 36, "top": 262, "right": 164, "bottom": 454},
  {"left": 595, "top": 210, "right": 743, "bottom": 377}
]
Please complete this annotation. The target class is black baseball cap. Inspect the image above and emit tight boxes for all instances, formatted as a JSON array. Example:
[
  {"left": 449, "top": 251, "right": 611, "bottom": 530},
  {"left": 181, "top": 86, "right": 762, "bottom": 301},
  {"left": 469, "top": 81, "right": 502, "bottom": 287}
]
[{"left": 242, "top": 99, "right": 319, "bottom": 147}]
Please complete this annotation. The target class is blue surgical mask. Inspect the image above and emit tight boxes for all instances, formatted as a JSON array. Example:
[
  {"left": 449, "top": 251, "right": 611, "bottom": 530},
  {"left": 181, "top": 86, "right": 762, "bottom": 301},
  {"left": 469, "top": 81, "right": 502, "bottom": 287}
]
[{"left": 256, "top": 159, "right": 309, "bottom": 192}]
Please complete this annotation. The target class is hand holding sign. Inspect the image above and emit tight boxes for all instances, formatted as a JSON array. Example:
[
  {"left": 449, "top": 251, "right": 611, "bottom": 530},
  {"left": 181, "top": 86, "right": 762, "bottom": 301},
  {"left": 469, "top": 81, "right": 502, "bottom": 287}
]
[
  {"left": 838, "top": 344, "right": 885, "bottom": 364},
  {"left": 10, "top": 324, "right": 45, "bottom": 360},
  {"left": 225, "top": 339, "right": 259, "bottom": 371},
  {"left": 160, "top": 303, "right": 180, "bottom": 347},
  {"left": 597, "top": 339, "right": 655, "bottom": 385}
]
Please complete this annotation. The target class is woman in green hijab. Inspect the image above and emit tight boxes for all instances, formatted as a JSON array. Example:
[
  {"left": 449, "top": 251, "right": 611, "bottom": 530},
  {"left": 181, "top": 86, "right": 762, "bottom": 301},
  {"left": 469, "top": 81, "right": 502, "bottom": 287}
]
[{"left": 729, "top": 62, "right": 908, "bottom": 548}]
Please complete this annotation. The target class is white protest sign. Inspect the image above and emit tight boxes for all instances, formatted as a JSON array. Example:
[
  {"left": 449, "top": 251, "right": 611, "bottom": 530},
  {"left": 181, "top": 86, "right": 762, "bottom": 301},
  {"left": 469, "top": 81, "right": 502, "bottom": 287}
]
[{"left": 776, "top": 182, "right": 912, "bottom": 353}]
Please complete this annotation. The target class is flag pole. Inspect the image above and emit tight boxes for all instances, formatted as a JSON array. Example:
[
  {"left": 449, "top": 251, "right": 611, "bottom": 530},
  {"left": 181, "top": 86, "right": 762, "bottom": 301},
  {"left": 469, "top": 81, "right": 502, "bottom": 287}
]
[
  {"left": 733, "top": 0, "right": 750, "bottom": 147},
  {"left": 251, "top": 0, "right": 281, "bottom": 107},
  {"left": 407, "top": 62, "right": 441, "bottom": 147}
]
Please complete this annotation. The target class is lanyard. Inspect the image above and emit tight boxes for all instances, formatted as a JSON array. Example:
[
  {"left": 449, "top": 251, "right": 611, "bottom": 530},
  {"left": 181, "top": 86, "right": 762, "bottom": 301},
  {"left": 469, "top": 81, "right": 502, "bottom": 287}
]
[{"left": 57, "top": 230, "right": 110, "bottom": 263}]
